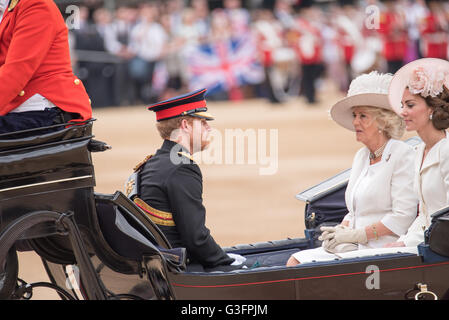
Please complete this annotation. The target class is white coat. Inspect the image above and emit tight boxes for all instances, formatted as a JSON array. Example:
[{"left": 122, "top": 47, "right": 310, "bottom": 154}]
[
  {"left": 292, "top": 139, "right": 418, "bottom": 263},
  {"left": 342, "top": 139, "right": 418, "bottom": 249},
  {"left": 398, "top": 133, "right": 449, "bottom": 247}
]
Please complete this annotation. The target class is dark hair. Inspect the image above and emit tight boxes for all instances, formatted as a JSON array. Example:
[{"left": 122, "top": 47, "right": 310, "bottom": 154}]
[{"left": 425, "top": 86, "right": 449, "bottom": 130}]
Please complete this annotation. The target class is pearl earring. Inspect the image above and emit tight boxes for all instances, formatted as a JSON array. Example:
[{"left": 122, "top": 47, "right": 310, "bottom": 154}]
[{"left": 430, "top": 113, "right": 433, "bottom": 120}]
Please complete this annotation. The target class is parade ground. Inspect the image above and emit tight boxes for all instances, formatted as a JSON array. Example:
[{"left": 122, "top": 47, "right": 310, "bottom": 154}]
[{"left": 16, "top": 83, "right": 415, "bottom": 299}]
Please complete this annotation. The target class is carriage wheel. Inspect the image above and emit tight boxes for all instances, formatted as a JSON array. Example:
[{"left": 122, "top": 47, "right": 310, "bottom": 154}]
[{"left": 0, "top": 211, "right": 107, "bottom": 300}]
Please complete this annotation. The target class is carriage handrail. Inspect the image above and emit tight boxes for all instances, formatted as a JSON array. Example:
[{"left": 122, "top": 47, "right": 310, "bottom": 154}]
[
  {"left": 295, "top": 169, "right": 350, "bottom": 203},
  {"left": 0, "top": 118, "right": 95, "bottom": 139},
  {"left": 430, "top": 204, "right": 449, "bottom": 218},
  {"left": 0, "top": 134, "right": 94, "bottom": 158}
]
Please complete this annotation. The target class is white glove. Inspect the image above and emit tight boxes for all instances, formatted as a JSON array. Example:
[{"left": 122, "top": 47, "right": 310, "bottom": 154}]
[
  {"left": 325, "top": 227, "right": 368, "bottom": 249},
  {"left": 322, "top": 240, "right": 358, "bottom": 254},
  {"left": 319, "top": 224, "right": 349, "bottom": 241},
  {"left": 228, "top": 253, "right": 246, "bottom": 266}
]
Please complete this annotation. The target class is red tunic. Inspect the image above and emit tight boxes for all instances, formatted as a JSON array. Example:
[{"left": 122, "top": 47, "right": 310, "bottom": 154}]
[
  {"left": 420, "top": 13, "right": 448, "bottom": 59},
  {"left": 0, "top": 0, "right": 92, "bottom": 120},
  {"left": 378, "top": 11, "right": 408, "bottom": 61},
  {"left": 289, "top": 19, "right": 322, "bottom": 65}
]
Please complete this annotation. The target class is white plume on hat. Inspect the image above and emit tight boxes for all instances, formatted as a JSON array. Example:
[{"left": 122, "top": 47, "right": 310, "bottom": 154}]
[
  {"left": 347, "top": 71, "right": 392, "bottom": 97},
  {"left": 330, "top": 71, "right": 394, "bottom": 131}
]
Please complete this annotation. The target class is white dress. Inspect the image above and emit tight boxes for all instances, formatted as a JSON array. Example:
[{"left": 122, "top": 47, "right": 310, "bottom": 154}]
[
  {"left": 292, "top": 139, "right": 418, "bottom": 263},
  {"left": 398, "top": 133, "right": 449, "bottom": 247}
]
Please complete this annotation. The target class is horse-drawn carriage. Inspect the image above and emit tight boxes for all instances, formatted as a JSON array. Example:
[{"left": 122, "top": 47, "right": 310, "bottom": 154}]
[{"left": 1, "top": 121, "right": 448, "bottom": 300}]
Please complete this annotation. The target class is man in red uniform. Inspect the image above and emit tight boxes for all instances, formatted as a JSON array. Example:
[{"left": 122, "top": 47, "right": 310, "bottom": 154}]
[
  {"left": 419, "top": 0, "right": 448, "bottom": 59},
  {"left": 378, "top": 1, "right": 408, "bottom": 73},
  {"left": 291, "top": 4, "right": 323, "bottom": 104},
  {"left": 0, "top": 0, "right": 92, "bottom": 134}
]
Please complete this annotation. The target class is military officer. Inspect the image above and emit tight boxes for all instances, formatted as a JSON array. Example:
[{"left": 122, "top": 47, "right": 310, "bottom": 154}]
[
  {"left": 0, "top": 0, "right": 92, "bottom": 134},
  {"left": 127, "top": 88, "right": 243, "bottom": 271}
]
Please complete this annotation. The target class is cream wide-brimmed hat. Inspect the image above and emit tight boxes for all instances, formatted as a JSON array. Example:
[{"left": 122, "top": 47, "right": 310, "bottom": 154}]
[
  {"left": 388, "top": 58, "right": 449, "bottom": 116},
  {"left": 330, "top": 71, "right": 393, "bottom": 131}
]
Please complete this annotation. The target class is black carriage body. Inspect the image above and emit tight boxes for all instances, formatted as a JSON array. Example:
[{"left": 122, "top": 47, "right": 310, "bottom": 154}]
[
  {"left": 2, "top": 130, "right": 449, "bottom": 300},
  {"left": 0, "top": 124, "right": 96, "bottom": 244},
  {"left": 36, "top": 136, "right": 449, "bottom": 300},
  {"left": 168, "top": 250, "right": 449, "bottom": 300},
  {"left": 161, "top": 136, "right": 449, "bottom": 300}
]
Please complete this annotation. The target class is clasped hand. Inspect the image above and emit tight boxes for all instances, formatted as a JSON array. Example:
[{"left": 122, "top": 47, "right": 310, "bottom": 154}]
[{"left": 319, "top": 225, "right": 368, "bottom": 253}]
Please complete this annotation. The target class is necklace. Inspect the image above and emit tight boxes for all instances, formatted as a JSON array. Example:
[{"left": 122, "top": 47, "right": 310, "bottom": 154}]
[{"left": 369, "top": 141, "right": 387, "bottom": 160}]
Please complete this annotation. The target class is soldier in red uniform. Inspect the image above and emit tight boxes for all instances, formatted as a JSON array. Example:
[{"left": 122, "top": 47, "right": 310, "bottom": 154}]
[
  {"left": 290, "top": 3, "right": 323, "bottom": 104},
  {"left": 0, "top": 0, "right": 92, "bottom": 135},
  {"left": 419, "top": 0, "right": 449, "bottom": 59},
  {"left": 378, "top": 0, "right": 409, "bottom": 74}
]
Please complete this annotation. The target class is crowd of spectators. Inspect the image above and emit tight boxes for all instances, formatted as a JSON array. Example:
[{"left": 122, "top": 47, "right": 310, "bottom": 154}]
[{"left": 64, "top": 0, "right": 449, "bottom": 108}]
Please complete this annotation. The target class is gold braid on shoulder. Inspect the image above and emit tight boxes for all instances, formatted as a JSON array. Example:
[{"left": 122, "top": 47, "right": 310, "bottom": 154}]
[{"left": 133, "top": 154, "right": 153, "bottom": 172}]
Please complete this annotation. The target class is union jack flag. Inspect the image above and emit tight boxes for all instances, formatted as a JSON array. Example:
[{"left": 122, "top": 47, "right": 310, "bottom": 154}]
[{"left": 184, "top": 35, "right": 265, "bottom": 95}]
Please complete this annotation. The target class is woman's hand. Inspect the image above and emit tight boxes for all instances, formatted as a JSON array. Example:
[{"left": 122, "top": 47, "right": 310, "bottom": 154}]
[
  {"left": 319, "top": 224, "right": 349, "bottom": 241},
  {"left": 383, "top": 241, "right": 405, "bottom": 248},
  {"left": 320, "top": 226, "right": 368, "bottom": 251}
]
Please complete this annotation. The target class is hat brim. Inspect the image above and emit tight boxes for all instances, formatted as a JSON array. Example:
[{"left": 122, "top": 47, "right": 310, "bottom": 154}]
[
  {"left": 388, "top": 58, "right": 449, "bottom": 115},
  {"left": 190, "top": 111, "right": 214, "bottom": 121},
  {"left": 330, "top": 93, "right": 391, "bottom": 131}
]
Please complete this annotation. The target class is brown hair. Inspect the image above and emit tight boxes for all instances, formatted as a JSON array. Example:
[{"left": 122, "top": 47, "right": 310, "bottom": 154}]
[
  {"left": 424, "top": 86, "right": 449, "bottom": 130},
  {"left": 156, "top": 116, "right": 194, "bottom": 140}
]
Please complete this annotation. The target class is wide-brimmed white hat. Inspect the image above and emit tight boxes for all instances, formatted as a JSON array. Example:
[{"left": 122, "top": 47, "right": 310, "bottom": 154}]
[
  {"left": 330, "top": 71, "right": 393, "bottom": 131},
  {"left": 388, "top": 58, "right": 449, "bottom": 115}
]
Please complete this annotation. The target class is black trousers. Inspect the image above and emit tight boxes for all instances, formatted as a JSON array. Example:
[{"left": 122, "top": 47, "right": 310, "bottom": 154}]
[
  {"left": 387, "top": 60, "right": 404, "bottom": 74},
  {"left": 0, "top": 108, "right": 80, "bottom": 138},
  {"left": 301, "top": 63, "right": 323, "bottom": 104}
]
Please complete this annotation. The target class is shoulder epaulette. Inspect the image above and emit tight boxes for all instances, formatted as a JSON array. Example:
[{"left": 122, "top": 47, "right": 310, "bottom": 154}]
[
  {"left": 8, "top": 0, "right": 19, "bottom": 11},
  {"left": 133, "top": 154, "right": 153, "bottom": 172}
]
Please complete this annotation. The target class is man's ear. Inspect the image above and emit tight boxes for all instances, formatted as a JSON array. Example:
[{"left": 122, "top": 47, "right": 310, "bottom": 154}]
[{"left": 179, "top": 118, "right": 191, "bottom": 132}]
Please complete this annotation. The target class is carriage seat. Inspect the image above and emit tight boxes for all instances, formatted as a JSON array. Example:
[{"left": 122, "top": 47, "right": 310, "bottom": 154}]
[
  {"left": 0, "top": 120, "right": 96, "bottom": 189},
  {"left": 94, "top": 192, "right": 186, "bottom": 271}
]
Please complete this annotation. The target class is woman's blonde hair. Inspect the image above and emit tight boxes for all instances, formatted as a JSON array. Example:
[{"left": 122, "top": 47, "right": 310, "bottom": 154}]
[{"left": 353, "top": 106, "right": 405, "bottom": 139}]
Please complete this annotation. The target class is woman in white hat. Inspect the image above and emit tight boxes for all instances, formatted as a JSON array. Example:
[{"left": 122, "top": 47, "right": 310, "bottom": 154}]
[
  {"left": 385, "top": 58, "right": 449, "bottom": 248},
  {"left": 287, "top": 71, "right": 418, "bottom": 266}
]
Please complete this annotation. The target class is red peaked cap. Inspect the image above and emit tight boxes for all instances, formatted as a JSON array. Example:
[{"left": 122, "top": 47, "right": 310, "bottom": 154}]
[{"left": 147, "top": 88, "right": 214, "bottom": 122}]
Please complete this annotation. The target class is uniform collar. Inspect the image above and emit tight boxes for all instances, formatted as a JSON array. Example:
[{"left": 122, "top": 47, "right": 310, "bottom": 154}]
[
  {"left": 161, "top": 139, "right": 195, "bottom": 162},
  {"left": 161, "top": 139, "right": 189, "bottom": 153}
]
